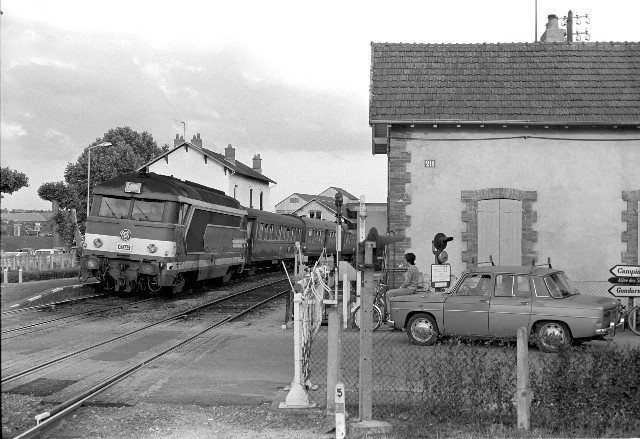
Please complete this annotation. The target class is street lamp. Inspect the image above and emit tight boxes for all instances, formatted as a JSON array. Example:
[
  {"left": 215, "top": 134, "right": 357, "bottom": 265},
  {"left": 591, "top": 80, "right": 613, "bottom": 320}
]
[{"left": 87, "top": 142, "right": 112, "bottom": 217}]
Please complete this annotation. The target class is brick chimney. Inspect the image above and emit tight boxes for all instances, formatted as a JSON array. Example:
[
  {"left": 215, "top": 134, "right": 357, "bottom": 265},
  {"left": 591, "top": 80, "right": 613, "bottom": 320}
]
[
  {"left": 191, "top": 133, "right": 202, "bottom": 148},
  {"left": 540, "top": 14, "right": 565, "bottom": 43},
  {"left": 252, "top": 154, "right": 262, "bottom": 174},
  {"left": 224, "top": 144, "right": 236, "bottom": 165},
  {"left": 174, "top": 134, "right": 184, "bottom": 147}
]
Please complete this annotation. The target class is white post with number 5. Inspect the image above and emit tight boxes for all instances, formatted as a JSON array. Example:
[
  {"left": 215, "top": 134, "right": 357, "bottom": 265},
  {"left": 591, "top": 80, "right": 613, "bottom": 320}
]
[{"left": 335, "top": 382, "right": 346, "bottom": 438}]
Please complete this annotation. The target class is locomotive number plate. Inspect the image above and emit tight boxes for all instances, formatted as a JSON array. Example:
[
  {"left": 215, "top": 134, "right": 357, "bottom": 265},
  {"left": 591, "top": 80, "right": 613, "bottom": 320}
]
[{"left": 117, "top": 243, "right": 132, "bottom": 252}]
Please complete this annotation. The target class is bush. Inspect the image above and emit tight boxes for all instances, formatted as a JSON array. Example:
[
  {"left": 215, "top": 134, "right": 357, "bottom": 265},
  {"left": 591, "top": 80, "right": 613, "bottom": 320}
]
[
  {"left": 4, "top": 268, "right": 79, "bottom": 283},
  {"left": 531, "top": 345, "right": 640, "bottom": 437},
  {"left": 404, "top": 340, "right": 640, "bottom": 437}
]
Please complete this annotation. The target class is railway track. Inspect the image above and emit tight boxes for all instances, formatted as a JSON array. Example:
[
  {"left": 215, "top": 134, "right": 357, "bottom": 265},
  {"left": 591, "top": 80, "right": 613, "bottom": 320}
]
[
  {"left": 3, "top": 278, "right": 290, "bottom": 438},
  {"left": 0, "top": 297, "right": 159, "bottom": 339}
]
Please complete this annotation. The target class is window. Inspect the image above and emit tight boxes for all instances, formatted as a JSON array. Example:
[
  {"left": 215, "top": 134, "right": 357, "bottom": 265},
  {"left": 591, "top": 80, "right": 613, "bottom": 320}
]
[
  {"left": 260, "top": 192, "right": 263, "bottom": 210},
  {"left": 495, "top": 274, "right": 530, "bottom": 298},
  {"left": 99, "top": 197, "right": 131, "bottom": 219},
  {"left": 495, "top": 275, "right": 514, "bottom": 297},
  {"left": 132, "top": 200, "right": 165, "bottom": 222},
  {"left": 249, "top": 189, "right": 253, "bottom": 208},
  {"left": 309, "top": 210, "right": 322, "bottom": 219},
  {"left": 290, "top": 197, "right": 299, "bottom": 203},
  {"left": 456, "top": 274, "right": 492, "bottom": 296}
]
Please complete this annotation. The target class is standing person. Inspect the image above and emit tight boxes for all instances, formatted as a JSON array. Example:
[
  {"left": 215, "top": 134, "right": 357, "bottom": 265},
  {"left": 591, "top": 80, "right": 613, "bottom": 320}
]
[{"left": 385, "top": 252, "right": 421, "bottom": 321}]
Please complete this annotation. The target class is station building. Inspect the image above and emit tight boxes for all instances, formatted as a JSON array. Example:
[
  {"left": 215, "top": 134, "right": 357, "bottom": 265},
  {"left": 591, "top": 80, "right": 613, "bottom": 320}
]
[{"left": 369, "top": 21, "right": 640, "bottom": 280}]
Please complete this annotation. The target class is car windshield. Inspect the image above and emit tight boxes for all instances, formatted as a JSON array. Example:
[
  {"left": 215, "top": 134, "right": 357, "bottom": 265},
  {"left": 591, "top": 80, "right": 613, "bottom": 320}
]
[{"left": 544, "top": 272, "right": 579, "bottom": 298}]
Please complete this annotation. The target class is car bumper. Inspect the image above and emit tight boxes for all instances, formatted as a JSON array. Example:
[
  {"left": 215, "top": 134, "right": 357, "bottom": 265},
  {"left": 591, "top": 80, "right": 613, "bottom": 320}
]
[{"left": 595, "top": 318, "right": 624, "bottom": 336}]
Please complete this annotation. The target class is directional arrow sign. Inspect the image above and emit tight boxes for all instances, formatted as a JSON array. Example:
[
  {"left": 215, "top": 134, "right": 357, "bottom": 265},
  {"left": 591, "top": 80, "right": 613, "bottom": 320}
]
[
  {"left": 609, "top": 265, "right": 640, "bottom": 278},
  {"left": 608, "top": 285, "right": 640, "bottom": 298},
  {"left": 608, "top": 276, "right": 640, "bottom": 285}
]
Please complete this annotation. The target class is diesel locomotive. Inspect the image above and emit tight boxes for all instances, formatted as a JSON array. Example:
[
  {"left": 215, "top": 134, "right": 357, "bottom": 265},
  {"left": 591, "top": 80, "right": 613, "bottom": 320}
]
[{"left": 79, "top": 171, "right": 356, "bottom": 293}]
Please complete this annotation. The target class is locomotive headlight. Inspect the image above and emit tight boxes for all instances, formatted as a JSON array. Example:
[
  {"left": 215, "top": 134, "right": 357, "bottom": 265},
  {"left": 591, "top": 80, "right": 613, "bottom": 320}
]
[
  {"left": 147, "top": 243, "right": 158, "bottom": 253},
  {"left": 93, "top": 238, "right": 103, "bottom": 248},
  {"left": 86, "top": 258, "right": 98, "bottom": 269}
]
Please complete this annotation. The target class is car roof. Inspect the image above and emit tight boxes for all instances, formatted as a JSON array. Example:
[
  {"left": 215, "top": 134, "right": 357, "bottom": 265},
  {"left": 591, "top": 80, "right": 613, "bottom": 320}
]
[{"left": 466, "top": 265, "right": 561, "bottom": 276}]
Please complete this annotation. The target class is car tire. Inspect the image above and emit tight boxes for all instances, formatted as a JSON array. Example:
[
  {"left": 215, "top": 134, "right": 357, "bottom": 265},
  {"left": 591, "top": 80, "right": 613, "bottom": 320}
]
[
  {"left": 407, "top": 313, "right": 438, "bottom": 346},
  {"left": 535, "top": 321, "right": 572, "bottom": 353}
]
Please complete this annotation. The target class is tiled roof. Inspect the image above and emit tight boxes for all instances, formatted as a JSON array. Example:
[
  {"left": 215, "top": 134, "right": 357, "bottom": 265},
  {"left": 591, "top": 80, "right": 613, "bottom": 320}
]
[{"left": 370, "top": 42, "right": 640, "bottom": 125}]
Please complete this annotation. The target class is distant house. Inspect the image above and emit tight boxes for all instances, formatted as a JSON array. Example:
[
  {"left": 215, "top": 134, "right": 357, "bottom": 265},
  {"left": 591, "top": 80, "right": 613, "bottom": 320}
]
[
  {"left": 139, "top": 134, "right": 276, "bottom": 211},
  {"left": 275, "top": 187, "right": 388, "bottom": 240},
  {"left": 0, "top": 212, "right": 52, "bottom": 236},
  {"left": 369, "top": 15, "right": 640, "bottom": 278}
]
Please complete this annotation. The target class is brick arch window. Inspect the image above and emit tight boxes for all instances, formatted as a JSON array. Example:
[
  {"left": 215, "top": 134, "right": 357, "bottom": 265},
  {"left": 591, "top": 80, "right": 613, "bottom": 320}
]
[
  {"left": 622, "top": 190, "right": 640, "bottom": 265},
  {"left": 461, "top": 188, "right": 537, "bottom": 268}
]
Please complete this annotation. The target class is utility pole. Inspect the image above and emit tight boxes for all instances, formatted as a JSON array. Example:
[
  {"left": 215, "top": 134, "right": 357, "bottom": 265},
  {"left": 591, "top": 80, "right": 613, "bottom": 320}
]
[{"left": 563, "top": 10, "right": 590, "bottom": 42}]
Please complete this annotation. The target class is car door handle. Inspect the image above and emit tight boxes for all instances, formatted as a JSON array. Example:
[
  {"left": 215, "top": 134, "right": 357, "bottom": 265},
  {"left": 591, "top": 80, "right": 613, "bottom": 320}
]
[
  {"left": 480, "top": 299, "right": 489, "bottom": 303},
  {"left": 520, "top": 301, "right": 530, "bottom": 305}
]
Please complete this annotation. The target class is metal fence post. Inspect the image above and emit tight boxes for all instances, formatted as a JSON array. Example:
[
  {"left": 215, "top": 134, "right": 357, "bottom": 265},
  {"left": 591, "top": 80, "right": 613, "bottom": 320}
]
[
  {"left": 280, "top": 291, "right": 314, "bottom": 408},
  {"left": 517, "top": 326, "right": 532, "bottom": 430}
]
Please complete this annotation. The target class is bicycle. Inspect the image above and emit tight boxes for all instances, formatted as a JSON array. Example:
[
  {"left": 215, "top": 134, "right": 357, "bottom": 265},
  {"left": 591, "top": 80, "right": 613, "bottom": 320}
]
[
  {"left": 626, "top": 303, "right": 640, "bottom": 336},
  {"left": 351, "top": 275, "right": 388, "bottom": 332}
]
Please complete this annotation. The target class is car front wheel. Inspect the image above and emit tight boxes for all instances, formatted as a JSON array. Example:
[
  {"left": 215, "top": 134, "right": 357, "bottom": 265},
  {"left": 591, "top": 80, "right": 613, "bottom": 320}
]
[
  {"left": 407, "top": 313, "right": 438, "bottom": 346},
  {"left": 535, "top": 321, "right": 572, "bottom": 353}
]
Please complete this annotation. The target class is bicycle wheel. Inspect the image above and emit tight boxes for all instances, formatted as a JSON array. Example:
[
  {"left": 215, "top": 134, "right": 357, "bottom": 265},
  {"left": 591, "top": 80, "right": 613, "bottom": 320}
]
[
  {"left": 352, "top": 305, "right": 383, "bottom": 331},
  {"left": 628, "top": 306, "right": 640, "bottom": 336}
]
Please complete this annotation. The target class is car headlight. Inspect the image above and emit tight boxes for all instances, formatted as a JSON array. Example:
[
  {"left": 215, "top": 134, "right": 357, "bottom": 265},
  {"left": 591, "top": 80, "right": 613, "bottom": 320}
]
[
  {"left": 93, "top": 238, "right": 103, "bottom": 248},
  {"left": 147, "top": 244, "right": 158, "bottom": 253}
]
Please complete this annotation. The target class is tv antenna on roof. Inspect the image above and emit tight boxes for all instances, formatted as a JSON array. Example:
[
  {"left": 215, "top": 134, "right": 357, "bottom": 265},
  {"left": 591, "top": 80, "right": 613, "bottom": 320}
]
[{"left": 173, "top": 120, "right": 186, "bottom": 139}]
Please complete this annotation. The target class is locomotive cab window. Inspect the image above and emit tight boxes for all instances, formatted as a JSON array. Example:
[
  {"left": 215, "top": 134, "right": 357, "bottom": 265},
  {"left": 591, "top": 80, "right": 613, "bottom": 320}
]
[
  {"left": 132, "top": 200, "right": 165, "bottom": 222},
  {"left": 98, "top": 197, "right": 131, "bottom": 219}
]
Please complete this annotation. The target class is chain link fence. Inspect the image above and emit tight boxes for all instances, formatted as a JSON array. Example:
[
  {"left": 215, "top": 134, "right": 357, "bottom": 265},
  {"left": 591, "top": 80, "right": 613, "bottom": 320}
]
[{"left": 302, "top": 281, "right": 639, "bottom": 434}]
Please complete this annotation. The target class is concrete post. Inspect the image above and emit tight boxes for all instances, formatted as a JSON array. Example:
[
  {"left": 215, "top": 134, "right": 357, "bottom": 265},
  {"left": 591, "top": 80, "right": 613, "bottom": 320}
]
[
  {"left": 18, "top": 268, "right": 23, "bottom": 283},
  {"left": 325, "top": 305, "right": 342, "bottom": 416},
  {"left": 3, "top": 267, "right": 8, "bottom": 284},
  {"left": 358, "top": 267, "right": 375, "bottom": 421},
  {"left": 343, "top": 273, "right": 350, "bottom": 329},
  {"left": 517, "top": 327, "right": 532, "bottom": 430},
  {"left": 335, "top": 382, "right": 346, "bottom": 439}
]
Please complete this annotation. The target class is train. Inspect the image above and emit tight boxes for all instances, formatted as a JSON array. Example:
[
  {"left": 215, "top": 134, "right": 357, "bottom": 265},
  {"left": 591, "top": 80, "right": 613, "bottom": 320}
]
[{"left": 79, "top": 171, "right": 357, "bottom": 293}]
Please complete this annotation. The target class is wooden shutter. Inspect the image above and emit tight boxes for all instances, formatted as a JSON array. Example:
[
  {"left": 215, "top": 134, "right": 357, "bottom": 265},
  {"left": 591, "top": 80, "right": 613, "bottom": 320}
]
[
  {"left": 499, "top": 199, "right": 522, "bottom": 265},
  {"left": 478, "top": 199, "right": 500, "bottom": 265},
  {"left": 478, "top": 199, "right": 522, "bottom": 266}
]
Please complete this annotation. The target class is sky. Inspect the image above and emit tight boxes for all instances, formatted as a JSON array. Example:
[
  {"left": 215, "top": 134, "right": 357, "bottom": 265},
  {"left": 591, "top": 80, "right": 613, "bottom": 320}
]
[{"left": 1, "top": 0, "right": 639, "bottom": 211}]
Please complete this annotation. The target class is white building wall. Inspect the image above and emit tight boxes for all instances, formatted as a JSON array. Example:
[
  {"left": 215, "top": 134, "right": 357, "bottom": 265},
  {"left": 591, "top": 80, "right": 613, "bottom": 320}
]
[
  {"left": 148, "top": 146, "right": 229, "bottom": 192},
  {"left": 229, "top": 173, "right": 272, "bottom": 211},
  {"left": 393, "top": 127, "right": 640, "bottom": 281}
]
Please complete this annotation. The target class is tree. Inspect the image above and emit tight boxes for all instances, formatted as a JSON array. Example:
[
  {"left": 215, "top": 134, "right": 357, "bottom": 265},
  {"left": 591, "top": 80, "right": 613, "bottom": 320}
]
[
  {"left": 1, "top": 167, "right": 29, "bottom": 197},
  {"left": 38, "top": 182, "right": 78, "bottom": 209},
  {"left": 62, "top": 127, "right": 169, "bottom": 224}
]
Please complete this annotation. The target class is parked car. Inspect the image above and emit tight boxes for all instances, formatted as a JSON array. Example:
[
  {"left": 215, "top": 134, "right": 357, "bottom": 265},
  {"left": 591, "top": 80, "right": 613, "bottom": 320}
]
[
  {"left": 34, "top": 248, "right": 64, "bottom": 256},
  {"left": 16, "top": 248, "right": 35, "bottom": 255},
  {"left": 389, "top": 265, "right": 625, "bottom": 352}
]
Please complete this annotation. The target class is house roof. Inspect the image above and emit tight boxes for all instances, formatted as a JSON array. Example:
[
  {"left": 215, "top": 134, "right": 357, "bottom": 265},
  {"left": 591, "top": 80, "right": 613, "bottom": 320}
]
[
  {"left": 139, "top": 142, "right": 276, "bottom": 184},
  {"left": 326, "top": 187, "right": 359, "bottom": 201},
  {"left": 370, "top": 42, "right": 640, "bottom": 126}
]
